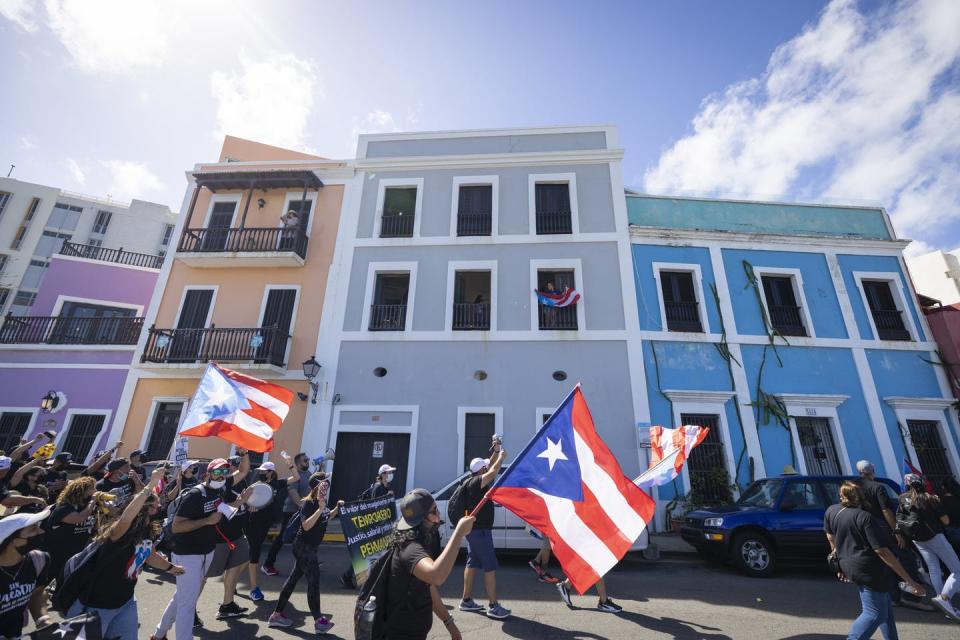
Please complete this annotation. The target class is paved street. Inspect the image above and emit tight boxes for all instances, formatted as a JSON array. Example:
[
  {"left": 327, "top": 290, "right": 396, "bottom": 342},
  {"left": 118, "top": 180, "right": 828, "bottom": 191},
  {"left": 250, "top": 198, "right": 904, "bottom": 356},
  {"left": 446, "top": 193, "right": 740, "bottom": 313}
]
[{"left": 65, "top": 544, "right": 958, "bottom": 639}]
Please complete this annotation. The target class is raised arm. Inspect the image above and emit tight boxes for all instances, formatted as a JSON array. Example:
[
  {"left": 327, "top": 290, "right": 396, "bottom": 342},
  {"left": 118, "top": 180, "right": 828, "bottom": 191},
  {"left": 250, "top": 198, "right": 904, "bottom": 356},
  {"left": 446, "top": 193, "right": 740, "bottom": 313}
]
[
  {"left": 10, "top": 459, "right": 42, "bottom": 487},
  {"left": 480, "top": 448, "right": 506, "bottom": 488},
  {"left": 110, "top": 467, "right": 163, "bottom": 541},
  {"left": 412, "top": 516, "right": 475, "bottom": 586},
  {"left": 8, "top": 434, "right": 43, "bottom": 463},
  {"left": 60, "top": 500, "right": 97, "bottom": 525},
  {"left": 231, "top": 450, "right": 250, "bottom": 482}
]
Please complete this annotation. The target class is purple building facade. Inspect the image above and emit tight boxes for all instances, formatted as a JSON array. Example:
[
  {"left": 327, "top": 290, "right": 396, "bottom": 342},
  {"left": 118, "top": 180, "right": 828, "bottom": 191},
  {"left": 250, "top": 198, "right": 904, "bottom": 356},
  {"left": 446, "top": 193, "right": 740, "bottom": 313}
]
[{"left": 0, "top": 244, "right": 160, "bottom": 463}]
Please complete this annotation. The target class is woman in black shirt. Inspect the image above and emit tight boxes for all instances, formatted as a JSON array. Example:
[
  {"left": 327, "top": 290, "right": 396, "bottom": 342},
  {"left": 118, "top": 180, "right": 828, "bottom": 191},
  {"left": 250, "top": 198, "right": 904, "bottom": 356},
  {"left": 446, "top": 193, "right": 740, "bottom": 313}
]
[
  {"left": 244, "top": 461, "right": 289, "bottom": 602},
  {"left": 0, "top": 509, "right": 51, "bottom": 639},
  {"left": 47, "top": 476, "right": 98, "bottom": 581},
  {"left": 13, "top": 468, "right": 49, "bottom": 514}
]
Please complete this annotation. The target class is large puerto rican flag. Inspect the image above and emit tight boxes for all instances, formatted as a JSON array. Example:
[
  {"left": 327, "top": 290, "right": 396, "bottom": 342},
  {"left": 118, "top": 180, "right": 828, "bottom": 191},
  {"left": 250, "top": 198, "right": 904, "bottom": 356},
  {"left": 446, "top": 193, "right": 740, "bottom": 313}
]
[
  {"left": 634, "top": 425, "right": 710, "bottom": 489},
  {"left": 486, "top": 385, "right": 654, "bottom": 593},
  {"left": 535, "top": 287, "right": 581, "bottom": 307},
  {"left": 179, "top": 363, "right": 294, "bottom": 452}
]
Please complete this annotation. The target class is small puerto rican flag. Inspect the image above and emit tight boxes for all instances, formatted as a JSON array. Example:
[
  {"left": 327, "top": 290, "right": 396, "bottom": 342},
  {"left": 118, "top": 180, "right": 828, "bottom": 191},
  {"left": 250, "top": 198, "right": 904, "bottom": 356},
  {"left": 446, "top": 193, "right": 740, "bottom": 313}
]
[{"left": 535, "top": 287, "right": 581, "bottom": 307}]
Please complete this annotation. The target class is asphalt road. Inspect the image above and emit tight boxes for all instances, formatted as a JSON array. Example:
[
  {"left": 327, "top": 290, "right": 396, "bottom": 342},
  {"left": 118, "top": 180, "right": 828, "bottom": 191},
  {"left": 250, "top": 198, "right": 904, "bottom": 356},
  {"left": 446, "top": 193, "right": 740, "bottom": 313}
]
[{"left": 57, "top": 546, "right": 960, "bottom": 639}]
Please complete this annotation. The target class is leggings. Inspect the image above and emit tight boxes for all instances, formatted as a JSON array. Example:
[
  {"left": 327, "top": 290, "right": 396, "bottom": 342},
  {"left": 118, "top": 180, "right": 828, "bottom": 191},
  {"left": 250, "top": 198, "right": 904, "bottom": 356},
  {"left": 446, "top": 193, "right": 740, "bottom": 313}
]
[
  {"left": 246, "top": 517, "right": 272, "bottom": 564},
  {"left": 275, "top": 539, "right": 322, "bottom": 619}
]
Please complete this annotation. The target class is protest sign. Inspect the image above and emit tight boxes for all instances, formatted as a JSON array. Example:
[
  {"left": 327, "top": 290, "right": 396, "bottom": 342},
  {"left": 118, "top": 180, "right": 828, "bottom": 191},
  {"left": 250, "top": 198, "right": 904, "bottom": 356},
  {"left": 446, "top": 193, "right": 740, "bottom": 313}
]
[
  {"left": 339, "top": 494, "right": 396, "bottom": 586},
  {"left": 174, "top": 437, "right": 188, "bottom": 465}
]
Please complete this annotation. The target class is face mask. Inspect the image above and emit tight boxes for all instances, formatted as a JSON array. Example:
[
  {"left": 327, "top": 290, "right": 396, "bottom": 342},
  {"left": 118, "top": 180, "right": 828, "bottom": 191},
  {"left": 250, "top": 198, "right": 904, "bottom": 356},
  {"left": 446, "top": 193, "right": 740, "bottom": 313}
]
[
  {"left": 16, "top": 533, "right": 43, "bottom": 553},
  {"left": 258, "top": 473, "right": 269, "bottom": 482},
  {"left": 208, "top": 479, "right": 226, "bottom": 490},
  {"left": 116, "top": 473, "right": 128, "bottom": 482},
  {"left": 385, "top": 473, "right": 394, "bottom": 483}
]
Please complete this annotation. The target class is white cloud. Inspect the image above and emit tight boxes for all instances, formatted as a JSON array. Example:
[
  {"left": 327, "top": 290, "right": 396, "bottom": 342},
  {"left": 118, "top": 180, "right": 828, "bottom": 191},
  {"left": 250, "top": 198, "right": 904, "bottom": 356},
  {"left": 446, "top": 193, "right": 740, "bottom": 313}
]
[
  {"left": 903, "top": 238, "right": 935, "bottom": 258},
  {"left": 102, "top": 160, "right": 163, "bottom": 201},
  {"left": 0, "top": 0, "right": 39, "bottom": 31},
  {"left": 210, "top": 51, "right": 319, "bottom": 150},
  {"left": 18, "top": 136, "right": 36, "bottom": 151},
  {"left": 352, "top": 109, "right": 400, "bottom": 137},
  {"left": 643, "top": 0, "right": 960, "bottom": 246},
  {"left": 64, "top": 158, "right": 85, "bottom": 186}
]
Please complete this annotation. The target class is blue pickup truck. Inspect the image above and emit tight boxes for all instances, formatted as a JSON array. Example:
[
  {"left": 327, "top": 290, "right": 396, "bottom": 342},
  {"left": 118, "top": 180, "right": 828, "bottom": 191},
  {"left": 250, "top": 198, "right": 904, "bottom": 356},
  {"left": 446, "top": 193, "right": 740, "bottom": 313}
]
[{"left": 680, "top": 474, "right": 900, "bottom": 577}]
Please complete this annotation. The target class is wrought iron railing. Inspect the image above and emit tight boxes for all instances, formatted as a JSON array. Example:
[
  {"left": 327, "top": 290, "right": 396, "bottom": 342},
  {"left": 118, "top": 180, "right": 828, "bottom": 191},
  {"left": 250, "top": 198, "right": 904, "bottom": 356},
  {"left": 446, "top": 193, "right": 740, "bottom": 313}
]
[
  {"left": 380, "top": 214, "right": 415, "bottom": 238},
  {"left": 769, "top": 304, "right": 807, "bottom": 336},
  {"left": 141, "top": 325, "right": 288, "bottom": 366},
  {"left": 535, "top": 210, "right": 573, "bottom": 235},
  {"left": 368, "top": 304, "right": 407, "bottom": 331},
  {"left": 60, "top": 241, "right": 164, "bottom": 269},
  {"left": 0, "top": 314, "right": 143, "bottom": 345},
  {"left": 178, "top": 227, "right": 308, "bottom": 259},
  {"left": 456, "top": 212, "right": 492, "bottom": 236},
  {"left": 871, "top": 309, "right": 911, "bottom": 341},
  {"left": 538, "top": 304, "right": 578, "bottom": 330},
  {"left": 665, "top": 300, "right": 703, "bottom": 332},
  {"left": 452, "top": 303, "right": 490, "bottom": 330}
]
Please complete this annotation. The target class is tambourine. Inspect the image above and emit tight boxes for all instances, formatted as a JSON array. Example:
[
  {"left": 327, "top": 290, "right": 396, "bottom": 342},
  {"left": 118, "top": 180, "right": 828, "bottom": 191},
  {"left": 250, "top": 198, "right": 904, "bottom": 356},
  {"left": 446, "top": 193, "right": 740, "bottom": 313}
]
[{"left": 246, "top": 482, "right": 274, "bottom": 509}]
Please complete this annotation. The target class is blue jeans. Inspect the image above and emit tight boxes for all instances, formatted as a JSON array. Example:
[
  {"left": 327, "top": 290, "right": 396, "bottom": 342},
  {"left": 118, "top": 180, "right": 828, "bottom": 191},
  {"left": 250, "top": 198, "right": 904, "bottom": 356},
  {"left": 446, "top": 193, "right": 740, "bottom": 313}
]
[
  {"left": 848, "top": 586, "right": 898, "bottom": 640},
  {"left": 68, "top": 596, "right": 138, "bottom": 640}
]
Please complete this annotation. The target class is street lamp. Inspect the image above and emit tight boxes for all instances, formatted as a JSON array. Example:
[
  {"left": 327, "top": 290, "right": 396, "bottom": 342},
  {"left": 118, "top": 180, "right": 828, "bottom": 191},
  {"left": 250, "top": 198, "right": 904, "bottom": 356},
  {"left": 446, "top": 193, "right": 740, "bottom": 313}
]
[
  {"left": 40, "top": 391, "right": 59, "bottom": 413},
  {"left": 302, "top": 356, "right": 321, "bottom": 404}
]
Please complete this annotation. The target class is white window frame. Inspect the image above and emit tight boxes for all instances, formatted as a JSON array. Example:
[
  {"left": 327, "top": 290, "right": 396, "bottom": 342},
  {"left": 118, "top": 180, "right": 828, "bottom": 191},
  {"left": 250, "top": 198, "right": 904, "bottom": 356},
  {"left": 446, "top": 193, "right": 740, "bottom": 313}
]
[
  {"left": 55, "top": 409, "right": 113, "bottom": 464},
  {"left": 852, "top": 271, "right": 920, "bottom": 342},
  {"left": 361, "top": 261, "right": 418, "bottom": 333},
  {"left": 652, "top": 262, "right": 709, "bottom": 334},
  {"left": 777, "top": 394, "right": 852, "bottom": 475},
  {"left": 444, "top": 260, "right": 497, "bottom": 332},
  {"left": 528, "top": 172, "right": 580, "bottom": 235},
  {"left": 450, "top": 176, "right": 498, "bottom": 238},
  {"left": 535, "top": 407, "right": 555, "bottom": 431},
  {"left": 201, "top": 194, "right": 241, "bottom": 228},
  {"left": 663, "top": 390, "right": 738, "bottom": 496},
  {"left": 256, "top": 285, "right": 301, "bottom": 365},
  {"left": 0, "top": 407, "right": 39, "bottom": 445},
  {"left": 51, "top": 295, "right": 144, "bottom": 318},
  {"left": 280, "top": 191, "right": 318, "bottom": 237},
  {"left": 529, "top": 258, "right": 585, "bottom": 332},
  {"left": 137, "top": 397, "right": 189, "bottom": 457},
  {"left": 330, "top": 404, "right": 419, "bottom": 494},
  {"left": 173, "top": 286, "right": 218, "bottom": 329},
  {"left": 373, "top": 178, "right": 424, "bottom": 239},
  {"left": 884, "top": 397, "right": 960, "bottom": 479},
  {"left": 752, "top": 266, "right": 816, "bottom": 338},
  {"left": 456, "top": 406, "right": 504, "bottom": 473}
]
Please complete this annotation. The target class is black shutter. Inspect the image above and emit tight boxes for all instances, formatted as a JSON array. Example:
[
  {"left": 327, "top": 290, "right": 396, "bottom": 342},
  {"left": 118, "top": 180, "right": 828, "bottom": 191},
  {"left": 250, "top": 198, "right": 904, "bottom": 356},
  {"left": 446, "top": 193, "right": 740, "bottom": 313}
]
[
  {"left": 176, "top": 290, "right": 214, "bottom": 329},
  {"left": 261, "top": 289, "right": 297, "bottom": 334},
  {"left": 145, "top": 402, "right": 184, "bottom": 461},
  {"left": 0, "top": 413, "right": 31, "bottom": 454},
  {"left": 61, "top": 414, "right": 106, "bottom": 462},
  {"left": 463, "top": 413, "right": 496, "bottom": 471}
]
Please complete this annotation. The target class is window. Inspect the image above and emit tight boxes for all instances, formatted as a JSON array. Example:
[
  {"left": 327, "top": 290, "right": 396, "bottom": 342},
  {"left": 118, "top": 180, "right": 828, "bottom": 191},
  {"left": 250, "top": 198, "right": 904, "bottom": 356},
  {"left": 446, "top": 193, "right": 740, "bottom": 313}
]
[
  {"left": 145, "top": 402, "right": 184, "bottom": 461},
  {"left": 11, "top": 290, "right": 36, "bottom": 309},
  {"left": 0, "top": 289, "right": 9, "bottom": 311},
  {"left": 369, "top": 273, "right": 410, "bottom": 330},
  {"left": 11, "top": 198, "right": 41, "bottom": 250},
  {"left": 257, "top": 288, "right": 297, "bottom": 366},
  {"left": 780, "top": 481, "right": 826, "bottom": 509},
  {"left": 87, "top": 238, "right": 103, "bottom": 248},
  {"left": 452, "top": 271, "right": 491, "bottom": 330},
  {"left": 0, "top": 255, "right": 7, "bottom": 274},
  {"left": 795, "top": 417, "right": 842, "bottom": 475},
  {"left": 35, "top": 230, "right": 72, "bottom": 259},
  {"left": 0, "top": 192, "right": 11, "bottom": 221},
  {"left": 907, "top": 420, "right": 952, "bottom": 488},
  {"left": 862, "top": 280, "right": 910, "bottom": 341},
  {"left": 160, "top": 224, "right": 175, "bottom": 247},
  {"left": 761, "top": 274, "right": 807, "bottom": 336},
  {"left": 681, "top": 413, "right": 731, "bottom": 505},
  {"left": 456, "top": 185, "right": 492, "bottom": 236},
  {"left": 660, "top": 270, "right": 703, "bottom": 332},
  {"left": 19, "top": 261, "right": 48, "bottom": 290},
  {"left": 537, "top": 270, "right": 577, "bottom": 330},
  {"left": 53, "top": 301, "right": 138, "bottom": 344},
  {"left": 534, "top": 183, "right": 572, "bottom": 234},
  {"left": 91, "top": 210, "right": 112, "bottom": 235},
  {"left": 48, "top": 203, "right": 82, "bottom": 231},
  {"left": 0, "top": 412, "right": 32, "bottom": 454},
  {"left": 463, "top": 413, "right": 496, "bottom": 472},
  {"left": 200, "top": 201, "right": 236, "bottom": 251},
  {"left": 60, "top": 414, "right": 106, "bottom": 462},
  {"left": 380, "top": 187, "right": 417, "bottom": 238}
]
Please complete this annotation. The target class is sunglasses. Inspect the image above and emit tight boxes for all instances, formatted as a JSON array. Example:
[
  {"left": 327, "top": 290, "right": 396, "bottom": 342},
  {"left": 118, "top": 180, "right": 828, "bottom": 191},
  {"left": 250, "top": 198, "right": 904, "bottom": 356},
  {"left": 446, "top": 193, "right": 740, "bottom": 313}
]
[{"left": 210, "top": 468, "right": 230, "bottom": 477}]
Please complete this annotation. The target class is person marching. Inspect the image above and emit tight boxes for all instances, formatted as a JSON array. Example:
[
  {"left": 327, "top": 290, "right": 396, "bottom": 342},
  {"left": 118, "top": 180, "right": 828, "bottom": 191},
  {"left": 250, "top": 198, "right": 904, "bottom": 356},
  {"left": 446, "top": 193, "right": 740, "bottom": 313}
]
[
  {"left": 95, "top": 457, "right": 143, "bottom": 510},
  {"left": 339, "top": 463, "right": 397, "bottom": 588},
  {"left": 0, "top": 509, "right": 50, "bottom": 639},
  {"left": 209, "top": 450, "right": 252, "bottom": 621},
  {"left": 262, "top": 451, "right": 311, "bottom": 576},
  {"left": 46, "top": 476, "right": 98, "bottom": 583},
  {"left": 529, "top": 534, "right": 622, "bottom": 612},
  {"left": 244, "top": 460, "right": 295, "bottom": 602}
]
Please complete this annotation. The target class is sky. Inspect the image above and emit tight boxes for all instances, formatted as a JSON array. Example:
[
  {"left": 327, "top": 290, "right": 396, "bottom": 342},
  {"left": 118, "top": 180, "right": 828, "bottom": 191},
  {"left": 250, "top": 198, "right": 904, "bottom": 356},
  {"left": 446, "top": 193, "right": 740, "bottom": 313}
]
[{"left": 1, "top": 0, "right": 958, "bottom": 254}]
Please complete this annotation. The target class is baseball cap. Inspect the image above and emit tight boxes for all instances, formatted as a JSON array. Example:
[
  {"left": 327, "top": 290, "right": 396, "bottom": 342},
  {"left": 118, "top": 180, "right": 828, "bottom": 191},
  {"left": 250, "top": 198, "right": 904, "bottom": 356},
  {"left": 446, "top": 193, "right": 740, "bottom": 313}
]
[
  {"left": 0, "top": 508, "right": 51, "bottom": 547},
  {"left": 54, "top": 452, "right": 73, "bottom": 463},
  {"left": 469, "top": 457, "right": 489, "bottom": 473},
  {"left": 107, "top": 458, "right": 130, "bottom": 473},
  {"left": 0, "top": 456, "right": 12, "bottom": 470},
  {"left": 256, "top": 461, "right": 276, "bottom": 472},
  {"left": 181, "top": 459, "right": 199, "bottom": 471},
  {"left": 227, "top": 456, "right": 241, "bottom": 467},
  {"left": 308, "top": 472, "right": 329, "bottom": 489},
  {"left": 129, "top": 449, "right": 145, "bottom": 459},
  {"left": 207, "top": 458, "right": 229, "bottom": 472},
  {"left": 378, "top": 464, "right": 396, "bottom": 475},
  {"left": 397, "top": 488, "right": 436, "bottom": 531}
]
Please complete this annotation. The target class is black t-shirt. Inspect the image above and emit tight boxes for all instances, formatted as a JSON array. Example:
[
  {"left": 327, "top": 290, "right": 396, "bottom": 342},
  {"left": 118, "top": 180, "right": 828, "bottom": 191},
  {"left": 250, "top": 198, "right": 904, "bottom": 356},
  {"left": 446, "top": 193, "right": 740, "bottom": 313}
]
[
  {"left": 463, "top": 475, "right": 494, "bottom": 529},
  {"left": 11, "top": 482, "right": 46, "bottom": 514},
  {"left": 858, "top": 479, "right": 894, "bottom": 526},
  {"left": 0, "top": 551, "right": 48, "bottom": 638},
  {"left": 897, "top": 493, "right": 945, "bottom": 541},
  {"left": 385, "top": 541, "right": 433, "bottom": 638},
  {"left": 220, "top": 479, "right": 248, "bottom": 541},
  {"left": 173, "top": 485, "right": 224, "bottom": 555},
  {"left": 96, "top": 476, "right": 137, "bottom": 508},
  {"left": 82, "top": 538, "right": 154, "bottom": 609},
  {"left": 824, "top": 504, "right": 890, "bottom": 591},
  {"left": 48, "top": 503, "right": 96, "bottom": 562},
  {"left": 295, "top": 501, "right": 330, "bottom": 546}
]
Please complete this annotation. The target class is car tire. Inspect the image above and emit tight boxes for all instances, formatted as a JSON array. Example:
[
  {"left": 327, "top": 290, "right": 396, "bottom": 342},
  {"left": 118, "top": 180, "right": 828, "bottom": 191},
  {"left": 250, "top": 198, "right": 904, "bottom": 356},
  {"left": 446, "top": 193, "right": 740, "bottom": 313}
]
[{"left": 732, "top": 532, "right": 775, "bottom": 578}]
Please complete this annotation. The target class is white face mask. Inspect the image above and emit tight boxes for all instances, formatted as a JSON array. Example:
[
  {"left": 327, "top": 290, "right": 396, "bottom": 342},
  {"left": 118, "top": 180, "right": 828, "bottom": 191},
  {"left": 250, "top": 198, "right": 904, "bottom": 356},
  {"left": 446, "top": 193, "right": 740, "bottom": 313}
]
[
  {"left": 385, "top": 473, "right": 394, "bottom": 483},
  {"left": 208, "top": 479, "right": 226, "bottom": 490}
]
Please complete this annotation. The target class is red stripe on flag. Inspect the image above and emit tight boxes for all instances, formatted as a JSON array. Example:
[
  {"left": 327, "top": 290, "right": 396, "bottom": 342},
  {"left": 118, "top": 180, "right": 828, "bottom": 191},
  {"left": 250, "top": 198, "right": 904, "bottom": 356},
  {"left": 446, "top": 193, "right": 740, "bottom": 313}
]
[
  {"left": 242, "top": 400, "right": 283, "bottom": 430},
  {"left": 217, "top": 364, "right": 295, "bottom": 405},
  {"left": 571, "top": 483, "right": 634, "bottom": 559},
  {"left": 180, "top": 419, "right": 275, "bottom": 452}
]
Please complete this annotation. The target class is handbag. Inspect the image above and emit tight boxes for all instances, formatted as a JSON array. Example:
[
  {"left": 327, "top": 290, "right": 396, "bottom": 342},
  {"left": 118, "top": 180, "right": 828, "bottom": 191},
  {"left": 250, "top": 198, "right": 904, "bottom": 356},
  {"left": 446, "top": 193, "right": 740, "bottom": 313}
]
[{"left": 826, "top": 507, "right": 847, "bottom": 574}]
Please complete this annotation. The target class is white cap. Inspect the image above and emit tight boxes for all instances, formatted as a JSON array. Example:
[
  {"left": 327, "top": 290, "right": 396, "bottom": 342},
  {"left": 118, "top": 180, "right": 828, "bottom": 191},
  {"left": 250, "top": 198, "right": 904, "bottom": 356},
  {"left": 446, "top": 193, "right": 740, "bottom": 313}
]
[
  {"left": 0, "top": 456, "right": 11, "bottom": 470},
  {"left": 180, "top": 459, "right": 199, "bottom": 471},
  {"left": 257, "top": 461, "right": 276, "bottom": 472},
  {"left": 469, "top": 457, "right": 489, "bottom": 473},
  {"left": 378, "top": 464, "right": 396, "bottom": 475},
  {"left": 0, "top": 508, "right": 51, "bottom": 546}
]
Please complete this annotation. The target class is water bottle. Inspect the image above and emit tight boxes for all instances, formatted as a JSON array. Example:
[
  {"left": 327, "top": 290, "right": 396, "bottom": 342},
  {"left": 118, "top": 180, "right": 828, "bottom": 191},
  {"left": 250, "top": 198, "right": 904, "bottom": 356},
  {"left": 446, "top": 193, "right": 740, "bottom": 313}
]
[{"left": 356, "top": 595, "right": 377, "bottom": 640}]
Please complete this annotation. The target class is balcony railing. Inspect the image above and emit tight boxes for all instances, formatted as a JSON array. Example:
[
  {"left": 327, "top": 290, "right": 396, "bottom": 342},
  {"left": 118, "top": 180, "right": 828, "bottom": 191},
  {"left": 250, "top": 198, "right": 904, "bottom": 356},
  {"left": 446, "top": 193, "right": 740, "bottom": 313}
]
[
  {"left": 452, "top": 303, "right": 490, "bottom": 330},
  {"left": 872, "top": 309, "right": 911, "bottom": 341},
  {"left": 0, "top": 314, "right": 143, "bottom": 345},
  {"left": 60, "top": 241, "right": 164, "bottom": 269},
  {"left": 178, "top": 227, "right": 308, "bottom": 259},
  {"left": 380, "top": 214, "right": 415, "bottom": 238},
  {"left": 141, "top": 325, "right": 288, "bottom": 366},
  {"left": 535, "top": 211, "right": 573, "bottom": 235},
  {"left": 456, "top": 212, "right": 492, "bottom": 237},
  {"left": 538, "top": 304, "right": 578, "bottom": 330},
  {"left": 664, "top": 300, "right": 703, "bottom": 332},
  {"left": 369, "top": 304, "right": 407, "bottom": 331},
  {"left": 769, "top": 305, "right": 807, "bottom": 337}
]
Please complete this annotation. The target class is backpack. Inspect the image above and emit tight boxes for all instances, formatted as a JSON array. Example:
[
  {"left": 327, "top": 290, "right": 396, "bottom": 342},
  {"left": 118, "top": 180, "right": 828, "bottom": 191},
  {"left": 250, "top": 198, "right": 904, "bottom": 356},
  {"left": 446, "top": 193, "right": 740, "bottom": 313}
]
[
  {"left": 50, "top": 540, "right": 101, "bottom": 614},
  {"left": 896, "top": 496, "right": 936, "bottom": 542},
  {"left": 354, "top": 549, "right": 395, "bottom": 640},
  {"left": 359, "top": 483, "right": 378, "bottom": 501},
  {"left": 445, "top": 476, "right": 472, "bottom": 527}
]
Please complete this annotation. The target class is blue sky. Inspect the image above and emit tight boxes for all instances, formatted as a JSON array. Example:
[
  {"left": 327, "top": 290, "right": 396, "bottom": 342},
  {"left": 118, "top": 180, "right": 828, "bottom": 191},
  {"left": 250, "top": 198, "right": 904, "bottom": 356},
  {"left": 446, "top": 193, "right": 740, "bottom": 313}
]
[{"left": 1, "top": 0, "right": 957, "bottom": 253}]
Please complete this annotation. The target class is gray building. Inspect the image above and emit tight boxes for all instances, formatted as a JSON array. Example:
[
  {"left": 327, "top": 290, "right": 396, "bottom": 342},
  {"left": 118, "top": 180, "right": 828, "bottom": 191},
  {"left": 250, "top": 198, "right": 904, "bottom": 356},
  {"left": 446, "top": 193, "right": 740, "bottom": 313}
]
[{"left": 304, "top": 126, "right": 649, "bottom": 503}]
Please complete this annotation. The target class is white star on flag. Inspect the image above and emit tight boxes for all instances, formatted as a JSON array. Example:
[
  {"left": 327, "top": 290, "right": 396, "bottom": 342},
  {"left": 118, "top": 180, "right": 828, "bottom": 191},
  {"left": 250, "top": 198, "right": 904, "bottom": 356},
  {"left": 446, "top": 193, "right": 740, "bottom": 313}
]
[{"left": 537, "top": 437, "right": 568, "bottom": 471}]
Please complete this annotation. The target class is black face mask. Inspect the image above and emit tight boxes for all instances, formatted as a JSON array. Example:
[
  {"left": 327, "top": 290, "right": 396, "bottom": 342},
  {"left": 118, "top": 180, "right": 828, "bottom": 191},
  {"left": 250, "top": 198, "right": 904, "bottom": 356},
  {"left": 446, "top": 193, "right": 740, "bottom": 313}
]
[
  {"left": 258, "top": 473, "right": 269, "bottom": 482},
  {"left": 17, "top": 534, "right": 43, "bottom": 553}
]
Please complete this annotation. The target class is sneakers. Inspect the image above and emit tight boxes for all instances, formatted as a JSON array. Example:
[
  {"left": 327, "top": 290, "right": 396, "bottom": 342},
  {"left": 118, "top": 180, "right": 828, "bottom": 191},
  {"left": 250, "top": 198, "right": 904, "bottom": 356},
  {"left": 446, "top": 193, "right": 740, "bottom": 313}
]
[
  {"left": 250, "top": 586, "right": 264, "bottom": 602},
  {"left": 931, "top": 595, "right": 960, "bottom": 622},
  {"left": 528, "top": 559, "right": 544, "bottom": 577},
  {"left": 486, "top": 603, "right": 511, "bottom": 620},
  {"left": 598, "top": 599, "right": 623, "bottom": 613},
  {"left": 216, "top": 602, "right": 248, "bottom": 620},
  {"left": 557, "top": 581, "right": 573, "bottom": 608},
  {"left": 459, "top": 598, "right": 485, "bottom": 612},
  {"left": 260, "top": 564, "right": 280, "bottom": 577},
  {"left": 314, "top": 617, "right": 335, "bottom": 634},
  {"left": 268, "top": 612, "right": 293, "bottom": 628},
  {"left": 527, "top": 559, "right": 560, "bottom": 584},
  {"left": 193, "top": 613, "right": 204, "bottom": 629}
]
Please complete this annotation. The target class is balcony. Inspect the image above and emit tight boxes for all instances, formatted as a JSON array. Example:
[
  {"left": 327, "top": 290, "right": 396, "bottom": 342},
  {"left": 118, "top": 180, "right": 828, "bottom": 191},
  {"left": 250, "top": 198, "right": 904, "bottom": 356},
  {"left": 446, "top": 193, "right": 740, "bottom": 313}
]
[
  {"left": 380, "top": 214, "right": 415, "bottom": 238},
  {"left": 177, "top": 227, "right": 308, "bottom": 267},
  {"left": 769, "top": 305, "right": 807, "bottom": 337},
  {"left": 141, "top": 325, "right": 288, "bottom": 367},
  {"left": 456, "top": 212, "right": 492, "bottom": 237},
  {"left": 664, "top": 300, "right": 703, "bottom": 332},
  {"left": 0, "top": 315, "right": 143, "bottom": 345},
  {"left": 452, "top": 303, "right": 490, "bottom": 330},
  {"left": 872, "top": 309, "right": 911, "bottom": 341},
  {"left": 368, "top": 304, "right": 407, "bottom": 331},
  {"left": 538, "top": 304, "right": 578, "bottom": 330},
  {"left": 60, "top": 242, "right": 164, "bottom": 269},
  {"left": 535, "top": 211, "right": 573, "bottom": 235}
]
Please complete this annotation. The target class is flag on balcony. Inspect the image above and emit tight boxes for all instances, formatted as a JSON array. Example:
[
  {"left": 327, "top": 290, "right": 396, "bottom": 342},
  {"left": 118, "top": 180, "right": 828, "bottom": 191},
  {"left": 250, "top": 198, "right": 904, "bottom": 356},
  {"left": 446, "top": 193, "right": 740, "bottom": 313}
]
[
  {"left": 484, "top": 385, "right": 654, "bottom": 594},
  {"left": 535, "top": 287, "right": 581, "bottom": 307},
  {"left": 634, "top": 425, "right": 711, "bottom": 489},
  {"left": 179, "top": 363, "right": 294, "bottom": 453}
]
